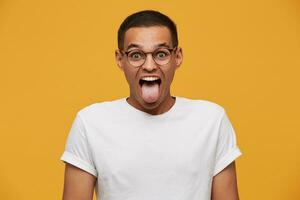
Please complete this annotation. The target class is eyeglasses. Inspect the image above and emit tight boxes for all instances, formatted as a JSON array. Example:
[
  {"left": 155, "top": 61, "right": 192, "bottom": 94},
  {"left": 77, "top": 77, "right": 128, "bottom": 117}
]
[{"left": 120, "top": 47, "right": 177, "bottom": 67}]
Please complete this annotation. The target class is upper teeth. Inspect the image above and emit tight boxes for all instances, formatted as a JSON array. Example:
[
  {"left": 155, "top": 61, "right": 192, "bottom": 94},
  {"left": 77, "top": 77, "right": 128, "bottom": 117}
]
[{"left": 141, "top": 77, "right": 159, "bottom": 81}]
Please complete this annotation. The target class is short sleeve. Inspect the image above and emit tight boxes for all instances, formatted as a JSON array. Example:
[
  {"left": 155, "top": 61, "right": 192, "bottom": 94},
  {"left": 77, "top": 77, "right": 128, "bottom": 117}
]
[
  {"left": 60, "top": 113, "right": 98, "bottom": 177},
  {"left": 213, "top": 111, "right": 242, "bottom": 176}
]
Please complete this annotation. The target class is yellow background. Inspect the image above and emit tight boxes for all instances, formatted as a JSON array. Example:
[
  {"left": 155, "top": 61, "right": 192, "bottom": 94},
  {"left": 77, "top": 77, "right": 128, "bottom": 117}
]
[{"left": 1, "top": 0, "right": 299, "bottom": 199}]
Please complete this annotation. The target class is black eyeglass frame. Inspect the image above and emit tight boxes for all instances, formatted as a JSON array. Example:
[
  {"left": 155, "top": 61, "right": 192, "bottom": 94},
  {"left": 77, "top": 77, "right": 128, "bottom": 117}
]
[{"left": 120, "top": 47, "right": 178, "bottom": 67}]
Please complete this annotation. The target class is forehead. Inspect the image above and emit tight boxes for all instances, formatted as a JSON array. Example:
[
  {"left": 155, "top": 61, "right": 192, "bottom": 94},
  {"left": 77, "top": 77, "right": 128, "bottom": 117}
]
[{"left": 123, "top": 26, "right": 172, "bottom": 50}]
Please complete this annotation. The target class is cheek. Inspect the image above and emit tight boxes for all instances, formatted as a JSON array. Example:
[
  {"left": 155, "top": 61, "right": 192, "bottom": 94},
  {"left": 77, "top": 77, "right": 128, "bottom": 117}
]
[
  {"left": 123, "top": 68, "right": 137, "bottom": 86},
  {"left": 168, "top": 70, "right": 176, "bottom": 83},
  {"left": 162, "top": 67, "right": 176, "bottom": 83}
]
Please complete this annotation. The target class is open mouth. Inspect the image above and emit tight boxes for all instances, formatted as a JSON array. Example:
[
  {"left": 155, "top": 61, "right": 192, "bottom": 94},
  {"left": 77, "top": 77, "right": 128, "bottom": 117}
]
[
  {"left": 138, "top": 76, "right": 162, "bottom": 103},
  {"left": 139, "top": 77, "right": 162, "bottom": 86}
]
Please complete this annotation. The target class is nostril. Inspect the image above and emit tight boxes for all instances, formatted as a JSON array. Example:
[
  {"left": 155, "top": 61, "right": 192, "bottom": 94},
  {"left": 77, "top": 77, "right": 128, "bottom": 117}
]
[
  {"left": 142, "top": 67, "right": 157, "bottom": 72},
  {"left": 142, "top": 63, "right": 158, "bottom": 70}
]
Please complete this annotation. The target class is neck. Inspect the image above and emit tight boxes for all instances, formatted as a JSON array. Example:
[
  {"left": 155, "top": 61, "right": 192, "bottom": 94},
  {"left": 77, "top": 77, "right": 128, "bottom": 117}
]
[{"left": 126, "top": 95, "right": 176, "bottom": 115}]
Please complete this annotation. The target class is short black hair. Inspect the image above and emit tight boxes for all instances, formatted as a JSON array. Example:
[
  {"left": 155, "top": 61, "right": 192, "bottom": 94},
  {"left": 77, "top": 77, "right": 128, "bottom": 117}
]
[{"left": 118, "top": 10, "right": 178, "bottom": 50}]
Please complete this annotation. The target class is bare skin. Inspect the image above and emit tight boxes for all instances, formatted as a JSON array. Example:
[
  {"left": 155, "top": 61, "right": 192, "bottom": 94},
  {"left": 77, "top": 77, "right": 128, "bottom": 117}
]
[
  {"left": 211, "top": 161, "right": 240, "bottom": 200},
  {"left": 62, "top": 163, "right": 96, "bottom": 200},
  {"left": 62, "top": 26, "right": 240, "bottom": 199},
  {"left": 115, "top": 26, "right": 183, "bottom": 115}
]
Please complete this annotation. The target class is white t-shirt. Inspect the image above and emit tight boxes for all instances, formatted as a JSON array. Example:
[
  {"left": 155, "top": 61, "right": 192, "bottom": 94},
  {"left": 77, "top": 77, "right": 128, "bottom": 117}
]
[{"left": 60, "top": 96, "right": 242, "bottom": 200}]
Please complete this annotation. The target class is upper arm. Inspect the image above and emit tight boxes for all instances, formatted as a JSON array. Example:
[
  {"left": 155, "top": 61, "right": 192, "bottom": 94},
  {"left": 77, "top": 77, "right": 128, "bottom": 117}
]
[
  {"left": 211, "top": 161, "right": 240, "bottom": 200},
  {"left": 62, "top": 163, "right": 97, "bottom": 200}
]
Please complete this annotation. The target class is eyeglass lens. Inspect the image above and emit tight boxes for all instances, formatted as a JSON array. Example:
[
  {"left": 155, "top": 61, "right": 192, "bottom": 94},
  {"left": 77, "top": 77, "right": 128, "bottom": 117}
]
[{"left": 127, "top": 48, "right": 172, "bottom": 67}]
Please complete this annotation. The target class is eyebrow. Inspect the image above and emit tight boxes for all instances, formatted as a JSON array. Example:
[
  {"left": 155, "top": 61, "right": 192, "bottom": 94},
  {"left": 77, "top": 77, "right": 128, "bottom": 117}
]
[
  {"left": 126, "top": 43, "right": 171, "bottom": 51},
  {"left": 126, "top": 43, "right": 141, "bottom": 51}
]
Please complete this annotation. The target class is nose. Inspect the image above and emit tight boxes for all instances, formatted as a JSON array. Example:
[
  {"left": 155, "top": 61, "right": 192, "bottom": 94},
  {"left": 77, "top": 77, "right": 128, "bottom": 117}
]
[{"left": 141, "top": 53, "right": 158, "bottom": 71}]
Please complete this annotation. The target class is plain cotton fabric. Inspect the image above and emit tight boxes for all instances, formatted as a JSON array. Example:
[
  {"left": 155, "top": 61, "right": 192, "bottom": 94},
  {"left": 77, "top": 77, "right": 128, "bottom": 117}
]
[{"left": 60, "top": 96, "right": 242, "bottom": 200}]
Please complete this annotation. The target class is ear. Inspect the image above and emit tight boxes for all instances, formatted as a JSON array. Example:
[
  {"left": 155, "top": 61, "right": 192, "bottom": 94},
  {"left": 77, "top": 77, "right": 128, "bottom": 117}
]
[
  {"left": 174, "top": 47, "right": 183, "bottom": 69},
  {"left": 115, "top": 49, "right": 124, "bottom": 71}
]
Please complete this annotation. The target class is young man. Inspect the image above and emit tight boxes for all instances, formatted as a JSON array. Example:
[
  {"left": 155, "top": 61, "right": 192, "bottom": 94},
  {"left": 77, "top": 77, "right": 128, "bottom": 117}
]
[{"left": 61, "top": 10, "right": 242, "bottom": 200}]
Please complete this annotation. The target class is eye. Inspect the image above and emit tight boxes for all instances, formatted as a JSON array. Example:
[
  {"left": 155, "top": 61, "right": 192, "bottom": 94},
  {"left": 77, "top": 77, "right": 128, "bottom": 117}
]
[
  {"left": 128, "top": 51, "right": 143, "bottom": 60},
  {"left": 157, "top": 52, "right": 166, "bottom": 58},
  {"left": 154, "top": 49, "right": 170, "bottom": 60}
]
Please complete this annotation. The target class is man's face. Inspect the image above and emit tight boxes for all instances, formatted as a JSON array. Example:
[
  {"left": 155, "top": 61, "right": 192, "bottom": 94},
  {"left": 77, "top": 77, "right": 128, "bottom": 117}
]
[{"left": 115, "top": 26, "right": 183, "bottom": 112}]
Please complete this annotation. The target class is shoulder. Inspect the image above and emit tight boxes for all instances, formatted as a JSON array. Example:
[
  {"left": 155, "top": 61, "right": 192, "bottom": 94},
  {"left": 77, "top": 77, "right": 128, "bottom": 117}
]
[
  {"left": 76, "top": 98, "right": 125, "bottom": 121},
  {"left": 178, "top": 96, "right": 226, "bottom": 119},
  {"left": 178, "top": 96, "right": 225, "bottom": 112}
]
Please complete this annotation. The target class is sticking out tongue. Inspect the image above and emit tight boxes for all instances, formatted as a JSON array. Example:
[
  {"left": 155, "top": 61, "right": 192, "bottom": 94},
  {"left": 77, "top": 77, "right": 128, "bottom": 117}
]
[{"left": 141, "top": 82, "right": 160, "bottom": 103}]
